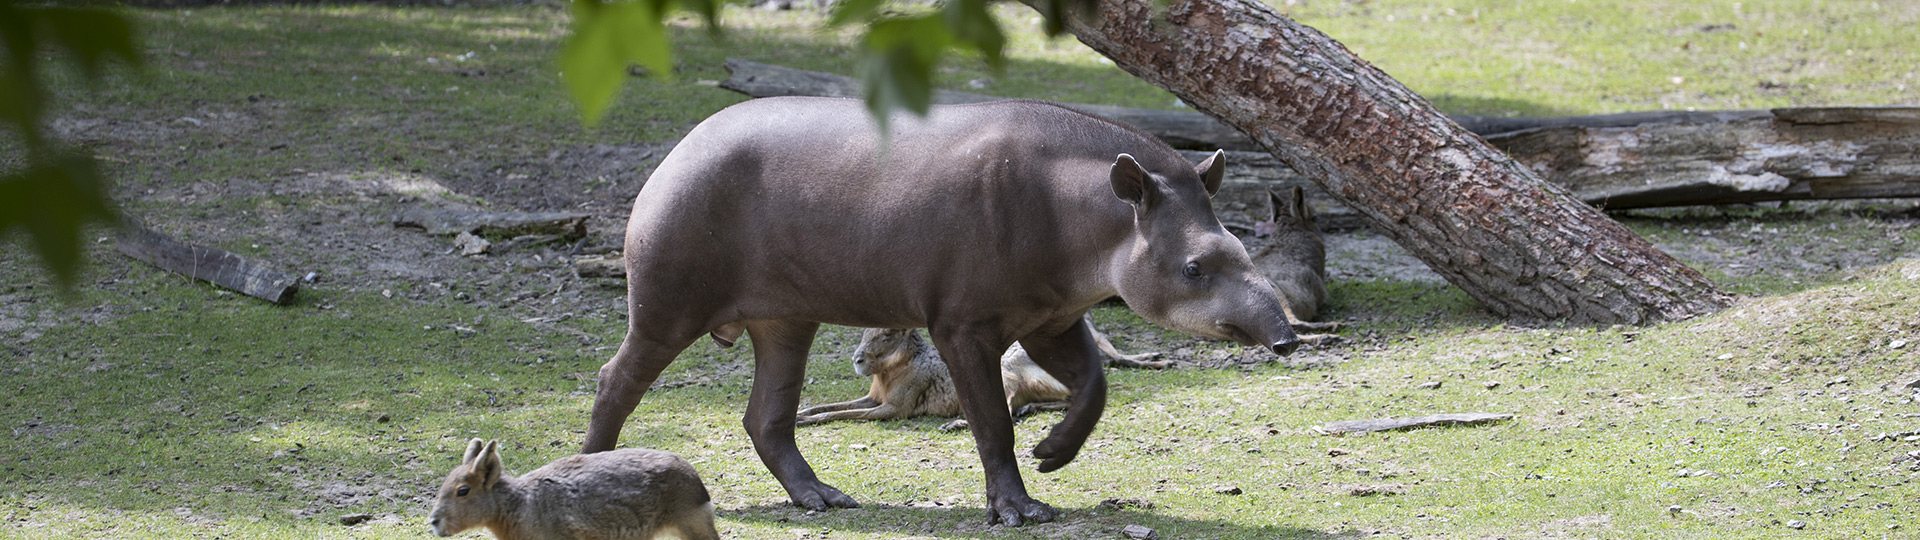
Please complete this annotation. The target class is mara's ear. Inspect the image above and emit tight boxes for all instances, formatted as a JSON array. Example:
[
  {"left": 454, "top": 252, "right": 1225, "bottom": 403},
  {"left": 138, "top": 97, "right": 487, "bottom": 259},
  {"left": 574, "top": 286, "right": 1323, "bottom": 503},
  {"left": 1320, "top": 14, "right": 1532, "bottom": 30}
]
[
  {"left": 1194, "top": 149, "right": 1225, "bottom": 197},
  {"left": 1291, "top": 185, "right": 1315, "bottom": 225},
  {"left": 1266, "top": 189, "right": 1286, "bottom": 223},
  {"left": 461, "top": 438, "right": 486, "bottom": 464},
  {"left": 473, "top": 440, "right": 504, "bottom": 488},
  {"left": 1111, "top": 153, "right": 1152, "bottom": 209}
]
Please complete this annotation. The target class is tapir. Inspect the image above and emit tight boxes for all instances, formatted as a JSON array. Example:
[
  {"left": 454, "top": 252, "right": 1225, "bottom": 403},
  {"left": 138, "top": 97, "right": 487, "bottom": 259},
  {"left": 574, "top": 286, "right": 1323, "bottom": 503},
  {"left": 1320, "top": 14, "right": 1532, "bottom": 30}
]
[{"left": 585, "top": 97, "right": 1299, "bottom": 526}]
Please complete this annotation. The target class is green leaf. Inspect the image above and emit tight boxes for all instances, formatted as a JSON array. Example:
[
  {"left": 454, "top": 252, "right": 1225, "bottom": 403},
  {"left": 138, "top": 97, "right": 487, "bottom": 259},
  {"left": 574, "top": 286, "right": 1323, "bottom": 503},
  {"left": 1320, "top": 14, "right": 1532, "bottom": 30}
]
[
  {"left": 826, "top": 0, "right": 884, "bottom": 27},
  {"left": 943, "top": 0, "right": 1006, "bottom": 71},
  {"left": 0, "top": 152, "right": 120, "bottom": 291},
  {"left": 678, "top": 0, "right": 727, "bottom": 36},
  {"left": 859, "top": 15, "right": 951, "bottom": 132},
  {"left": 561, "top": 0, "right": 674, "bottom": 128}
]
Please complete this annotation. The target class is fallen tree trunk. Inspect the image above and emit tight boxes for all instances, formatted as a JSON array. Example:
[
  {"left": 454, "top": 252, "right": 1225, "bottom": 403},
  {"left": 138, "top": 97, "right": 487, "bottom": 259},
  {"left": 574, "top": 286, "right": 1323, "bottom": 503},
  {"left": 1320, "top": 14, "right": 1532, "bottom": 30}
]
[
  {"left": 722, "top": 60, "right": 1920, "bottom": 221},
  {"left": 1030, "top": 0, "right": 1732, "bottom": 324},
  {"left": 723, "top": 59, "right": 1777, "bottom": 147},
  {"left": 116, "top": 219, "right": 301, "bottom": 304},
  {"left": 1490, "top": 106, "right": 1920, "bottom": 208}
]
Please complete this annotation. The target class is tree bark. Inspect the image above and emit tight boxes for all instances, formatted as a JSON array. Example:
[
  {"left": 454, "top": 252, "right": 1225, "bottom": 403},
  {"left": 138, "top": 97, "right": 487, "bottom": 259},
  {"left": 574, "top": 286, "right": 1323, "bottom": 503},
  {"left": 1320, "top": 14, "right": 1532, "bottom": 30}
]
[{"left": 1035, "top": 0, "right": 1732, "bottom": 323}]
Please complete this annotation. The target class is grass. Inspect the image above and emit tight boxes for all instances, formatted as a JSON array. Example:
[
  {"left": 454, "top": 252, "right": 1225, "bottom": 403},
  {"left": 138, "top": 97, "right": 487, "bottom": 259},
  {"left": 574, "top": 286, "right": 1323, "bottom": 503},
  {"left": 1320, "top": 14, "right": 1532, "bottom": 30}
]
[{"left": 4, "top": 1, "right": 1920, "bottom": 539}]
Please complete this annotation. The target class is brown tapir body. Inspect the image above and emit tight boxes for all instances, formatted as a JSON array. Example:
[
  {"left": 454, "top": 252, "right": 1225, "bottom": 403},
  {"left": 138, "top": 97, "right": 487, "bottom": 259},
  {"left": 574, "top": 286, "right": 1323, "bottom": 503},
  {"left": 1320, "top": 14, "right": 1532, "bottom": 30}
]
[{"left": 586, "top": 97, "right": 1298, "bottom": 526}]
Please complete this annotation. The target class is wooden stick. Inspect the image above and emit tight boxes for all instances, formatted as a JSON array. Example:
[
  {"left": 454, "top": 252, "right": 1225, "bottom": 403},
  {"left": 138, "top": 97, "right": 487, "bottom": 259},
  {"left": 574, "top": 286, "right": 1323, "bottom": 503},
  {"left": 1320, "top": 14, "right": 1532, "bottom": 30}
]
[
  {"left": 116, "top": 219, "right": 300, "bottom": 304},
  {"left": 1320, "top": 413, "right": 1513, "bottom": 434}
]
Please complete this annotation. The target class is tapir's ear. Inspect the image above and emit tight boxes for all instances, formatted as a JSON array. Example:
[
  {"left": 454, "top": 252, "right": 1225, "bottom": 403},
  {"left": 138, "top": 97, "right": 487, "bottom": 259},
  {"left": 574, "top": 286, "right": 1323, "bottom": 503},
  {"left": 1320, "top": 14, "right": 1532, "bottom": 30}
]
[
  {"left": 461, "top": 438, "right": 486, "bottom": 464},
  {"left": 1195, "top": 149, "right": 1226, "bottom": 197},
  {"left": 1291, "top": 185, "right": 1315, "bottom": 225},
  {"left": 1110, "top": 153, "right": 1152, "bottom": 209},
  {"left": 473, "top": 440, "right": 503, "bottom": 488}
]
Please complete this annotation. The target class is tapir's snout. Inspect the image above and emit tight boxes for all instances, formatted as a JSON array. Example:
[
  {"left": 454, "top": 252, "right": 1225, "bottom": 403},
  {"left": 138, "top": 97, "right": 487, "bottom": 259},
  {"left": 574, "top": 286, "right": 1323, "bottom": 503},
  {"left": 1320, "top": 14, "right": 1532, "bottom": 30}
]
[{"left": 1270, "top": 339, "right": 1300, "bottom": 357}]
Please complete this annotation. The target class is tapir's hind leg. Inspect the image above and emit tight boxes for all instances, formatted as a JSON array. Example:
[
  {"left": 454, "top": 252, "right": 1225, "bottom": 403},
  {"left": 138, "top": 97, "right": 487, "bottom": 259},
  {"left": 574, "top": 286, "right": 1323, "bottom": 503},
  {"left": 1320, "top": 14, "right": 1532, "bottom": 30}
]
[
  {"left": 741, "top": 319, "right": 860, "bottom": 511},
  {"left": 1017, "top": 316, "right": 1108, "bottom": 474},
  {"left": 583, "top": 321, "right": 705, "bottom": 453}
]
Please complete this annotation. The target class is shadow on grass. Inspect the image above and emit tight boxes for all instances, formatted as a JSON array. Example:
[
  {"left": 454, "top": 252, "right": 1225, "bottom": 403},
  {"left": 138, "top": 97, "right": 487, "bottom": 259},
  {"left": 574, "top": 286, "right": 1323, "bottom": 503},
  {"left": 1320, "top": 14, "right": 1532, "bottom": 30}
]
[{"left": 725, "top": 502, "right": 1349, "bottom": 539}]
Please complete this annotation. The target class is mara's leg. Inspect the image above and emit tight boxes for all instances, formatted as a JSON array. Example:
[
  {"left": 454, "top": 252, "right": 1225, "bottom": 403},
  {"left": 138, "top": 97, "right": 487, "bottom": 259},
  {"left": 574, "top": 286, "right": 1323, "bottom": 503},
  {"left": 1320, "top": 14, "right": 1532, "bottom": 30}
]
[
  {"left": 1086, "top": 314, "right": 1169, "bottom": 369},
  {"left": 1016, "top": 316, "right": 1108, "bottom": 474},
  {"left": 795, "top": 402, "right": 906, "bottom": 426},
  {"left": 796, "top": 395, "right": 881, "bottom": 417},
  {"left": 930, "top": 325, "right": 1056, "bottom": 526},
  {"left": 740, "top": 319, "right": 860, "bottom": 511},
  {"left": 583, "top": 324, "right": 703, "bottom": 453}
]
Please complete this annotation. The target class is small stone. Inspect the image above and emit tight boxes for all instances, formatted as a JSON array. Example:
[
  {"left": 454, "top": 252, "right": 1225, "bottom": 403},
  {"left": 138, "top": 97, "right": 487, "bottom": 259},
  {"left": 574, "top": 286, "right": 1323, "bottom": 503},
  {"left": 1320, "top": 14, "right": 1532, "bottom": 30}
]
[
  {"left": 1415, "top": 381, "right": 1442, "bottom": 390},
  {"left": 1786, "top": 519, "right": 1807, "bottom": 529},
  {"left": 376, "top": 414, "right": 391, "bottom": 423},
  {"left": 1215, "top": 485, "right": 1243, "bottom": 495},
  {"left": 339, "top": 513, "right": 374, "bottom": 526},
  {"left": 849, "top": 444, "right": 868, "bottom": 451},
  {"left": 1328, "top": 448, "right": 1350, "bottom": 457},
  {"left": 1483, "top": 381, "right": 1501, "bottom": 390},
  {"left": 1904, "top": 377, "right": 1920, "bottom": 390},
  {"left": 1891, "top": 339, "right": 1909, "bottom": 350},
  {"left": 1667, "top": 505, "right": 1683, "bottom": 515},
  {"left": 1122, "top": 524, "right": 1158, "bottom": 540}
]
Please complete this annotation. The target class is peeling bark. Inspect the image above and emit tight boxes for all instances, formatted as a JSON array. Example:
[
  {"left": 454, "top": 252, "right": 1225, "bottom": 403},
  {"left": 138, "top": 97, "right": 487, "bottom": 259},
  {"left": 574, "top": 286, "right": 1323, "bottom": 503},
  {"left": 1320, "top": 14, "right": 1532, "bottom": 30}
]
[{"left": 1033, "top": 0, "right": 1732, "bottom": 323}]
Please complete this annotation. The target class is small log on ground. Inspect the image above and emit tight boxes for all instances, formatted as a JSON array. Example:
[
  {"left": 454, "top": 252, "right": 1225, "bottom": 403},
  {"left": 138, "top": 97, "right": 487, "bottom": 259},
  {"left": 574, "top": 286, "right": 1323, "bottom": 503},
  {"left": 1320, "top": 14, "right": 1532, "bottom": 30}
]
[
  {"left": 573, "top": 254, "right": 625, "bottom": 278},
  {"left": 1320, "top": 413, "right": 1513, "bottom": 434},
  {"left": 116, "top": 219, "right": 300, "bottom": 304},
  {"left": 393, "top": 209, "right": 590, "bottom": 239}
]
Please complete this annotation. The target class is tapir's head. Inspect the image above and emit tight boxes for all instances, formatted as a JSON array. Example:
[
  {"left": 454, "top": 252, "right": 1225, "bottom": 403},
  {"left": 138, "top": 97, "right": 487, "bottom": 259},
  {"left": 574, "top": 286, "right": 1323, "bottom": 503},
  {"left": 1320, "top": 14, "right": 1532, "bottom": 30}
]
[{"left": 1110, "top": 150, "right": 1300, "bottom": 356}]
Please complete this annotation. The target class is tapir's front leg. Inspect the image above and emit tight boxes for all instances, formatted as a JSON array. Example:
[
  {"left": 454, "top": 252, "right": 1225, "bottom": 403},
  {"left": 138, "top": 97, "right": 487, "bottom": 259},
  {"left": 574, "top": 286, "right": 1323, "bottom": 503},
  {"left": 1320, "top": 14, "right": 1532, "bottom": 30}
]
[
  {"left": 1017, "top": 316, "right": 1109, "bottom": 473},
  {"left": 931, "top": 325, "right": 1057, "bottom": 526},
  {"left": 741, "top": 320, "right": 860, "bottom": 511}
]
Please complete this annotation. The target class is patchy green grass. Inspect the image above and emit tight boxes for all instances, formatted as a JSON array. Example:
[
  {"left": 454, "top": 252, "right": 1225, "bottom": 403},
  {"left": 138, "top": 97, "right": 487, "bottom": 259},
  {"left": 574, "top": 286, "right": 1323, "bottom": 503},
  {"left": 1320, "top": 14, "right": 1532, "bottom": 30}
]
[{"left": 4, "top": 1, "right": 1920, "bottom": 539}]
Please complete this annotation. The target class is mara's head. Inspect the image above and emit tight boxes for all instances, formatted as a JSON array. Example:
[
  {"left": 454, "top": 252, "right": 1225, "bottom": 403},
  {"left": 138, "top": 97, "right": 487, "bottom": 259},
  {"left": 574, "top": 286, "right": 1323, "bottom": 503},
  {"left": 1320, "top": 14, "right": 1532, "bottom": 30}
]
[
  {"left": 429, "top": 439, "right": 508, "bottom": 538},
  {"left": 852, "top": 328, "right": 920, "bottom": 377},
  {"left": 1108, "top": 151, "right": 1299, "bottom": 356}
]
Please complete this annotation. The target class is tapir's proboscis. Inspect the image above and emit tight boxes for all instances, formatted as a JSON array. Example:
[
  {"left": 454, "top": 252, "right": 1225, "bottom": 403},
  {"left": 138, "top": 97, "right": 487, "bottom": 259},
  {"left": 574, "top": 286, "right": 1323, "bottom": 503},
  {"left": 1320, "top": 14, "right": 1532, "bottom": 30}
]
[{"left": 586, "top": 97, "right": 1299, "bottom": 526}]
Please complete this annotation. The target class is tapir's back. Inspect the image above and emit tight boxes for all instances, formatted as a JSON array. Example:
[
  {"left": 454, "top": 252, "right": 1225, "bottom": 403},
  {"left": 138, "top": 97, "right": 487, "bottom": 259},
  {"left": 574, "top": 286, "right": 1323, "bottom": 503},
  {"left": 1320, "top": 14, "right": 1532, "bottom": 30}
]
[{"left": 625, "top": 97, "right": 1186, "bottom": 327}]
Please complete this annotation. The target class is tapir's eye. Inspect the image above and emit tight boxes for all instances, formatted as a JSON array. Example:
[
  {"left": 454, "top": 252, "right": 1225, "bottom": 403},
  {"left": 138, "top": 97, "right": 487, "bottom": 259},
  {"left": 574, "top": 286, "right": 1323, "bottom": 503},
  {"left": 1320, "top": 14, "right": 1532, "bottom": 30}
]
[
  {"left": 456, "top": 485, "right": 470, "bottom": 497},
  {"left": 1183, "top": 261, "right": 1204, "bottom": 278}
]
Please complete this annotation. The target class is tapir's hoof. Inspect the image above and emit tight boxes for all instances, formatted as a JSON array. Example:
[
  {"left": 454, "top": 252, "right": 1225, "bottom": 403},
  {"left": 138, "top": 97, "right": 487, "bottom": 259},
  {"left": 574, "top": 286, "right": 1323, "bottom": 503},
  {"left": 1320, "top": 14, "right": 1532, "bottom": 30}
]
[
  {"left": 1032, "top": 435, "right": 1083, "bottom": 473},
  {"left": 789, "top": 483, "right": 860, "bottom": 511},
  {"left": 988, "top": 496, "right": 1056, "bottom": 526}
]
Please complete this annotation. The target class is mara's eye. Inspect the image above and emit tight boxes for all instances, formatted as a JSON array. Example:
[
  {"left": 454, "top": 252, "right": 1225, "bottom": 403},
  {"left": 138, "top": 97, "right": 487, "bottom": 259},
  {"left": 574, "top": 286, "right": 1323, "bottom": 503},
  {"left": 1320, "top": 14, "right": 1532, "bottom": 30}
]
[
  {"left": 456, "top": 486, "right": 470, "bottom": 497},
  {"left": 1183, "top": 261, "right": 1204, "bottom": 278}
]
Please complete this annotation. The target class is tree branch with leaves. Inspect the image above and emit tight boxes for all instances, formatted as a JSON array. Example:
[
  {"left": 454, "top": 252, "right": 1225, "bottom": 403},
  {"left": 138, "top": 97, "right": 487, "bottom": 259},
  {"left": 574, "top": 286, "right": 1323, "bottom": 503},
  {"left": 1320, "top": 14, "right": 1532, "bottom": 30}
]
[{"left": 0, "top": 1, "right": 140, "bottom": 291}]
